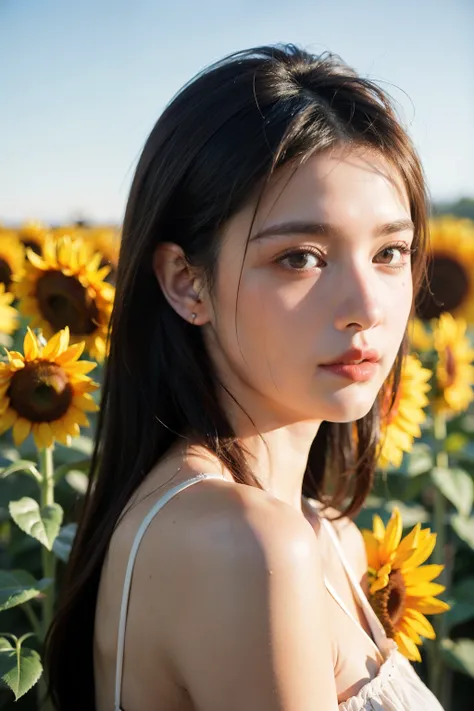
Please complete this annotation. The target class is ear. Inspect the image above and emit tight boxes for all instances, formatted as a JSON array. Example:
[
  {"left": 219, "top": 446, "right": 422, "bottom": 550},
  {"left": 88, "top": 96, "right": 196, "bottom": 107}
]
[{"left": 152, "top": 242, "right": 210, "bottom": 326}]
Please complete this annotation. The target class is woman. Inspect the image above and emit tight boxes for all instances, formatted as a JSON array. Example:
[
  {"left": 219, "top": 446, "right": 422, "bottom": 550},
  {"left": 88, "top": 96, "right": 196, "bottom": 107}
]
[{"left": 46, "top": 44, "right": 444, "bottom": 710}]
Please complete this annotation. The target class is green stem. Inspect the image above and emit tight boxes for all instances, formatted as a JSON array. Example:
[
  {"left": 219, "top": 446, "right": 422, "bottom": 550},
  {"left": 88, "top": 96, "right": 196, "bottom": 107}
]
[
  {"left": 428, "top": 412, "right": 449, "bottom": 705},
  {"left": 38, "top": 446, "right": 56, "bottom": 711},
  {"left": 22, "top": 602, "right": 41, "bottom": 639}
]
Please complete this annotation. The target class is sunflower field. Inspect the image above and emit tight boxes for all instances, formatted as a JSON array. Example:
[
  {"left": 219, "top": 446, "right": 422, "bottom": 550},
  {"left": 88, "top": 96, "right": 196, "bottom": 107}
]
[{"left": 0, "top": 215, "right": 473, "bottom": 710}]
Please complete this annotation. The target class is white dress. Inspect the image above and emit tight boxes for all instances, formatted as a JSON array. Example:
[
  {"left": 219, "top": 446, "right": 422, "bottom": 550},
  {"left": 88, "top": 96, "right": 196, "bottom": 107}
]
[{"left": 113, "top": 473, "right": 445, "bottom": 711}]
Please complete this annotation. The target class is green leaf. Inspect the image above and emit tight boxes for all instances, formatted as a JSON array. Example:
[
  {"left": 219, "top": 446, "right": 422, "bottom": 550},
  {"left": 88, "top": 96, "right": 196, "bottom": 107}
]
[
  {"left": 452, "top": 514, "right": 474, "bottom": 550},
  {"left": 52, "top": 523, "right": 77, "bottom": 563},
  {"left": 440, "top": 638, "right": 474, "bottom": 678},
  {"left": 431, "top": 467, "right": 474, "bottom": 517},
  {"left": 0, "top": 639, "right": 43, "bottom": 700},
  {"left": 0, "top": 461, "right": 41, "bottom": 483},
  {"left": 9, "top": 498, "right": 63, "bottom": 551},
  {"left": 0, "top": 570, "right": 51, "bottom": 612},
  {"left": 64, "top": 470, "right": 89, "bottom": 494}
]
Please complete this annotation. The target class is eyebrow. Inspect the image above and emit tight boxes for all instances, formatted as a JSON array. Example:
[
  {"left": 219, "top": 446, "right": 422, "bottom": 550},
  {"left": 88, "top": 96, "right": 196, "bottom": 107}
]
[{"left": 250, "top": 218, "right": 415, "bottom": 242}]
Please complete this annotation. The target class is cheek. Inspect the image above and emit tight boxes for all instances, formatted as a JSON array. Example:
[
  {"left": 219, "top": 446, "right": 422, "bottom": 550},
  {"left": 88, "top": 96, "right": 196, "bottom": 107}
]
[
  {"left": 213, "top": 271, "right": 309, "bottom": 388},
  {"left": 387, "top": 274, "right": 413, "bottom": 330}
]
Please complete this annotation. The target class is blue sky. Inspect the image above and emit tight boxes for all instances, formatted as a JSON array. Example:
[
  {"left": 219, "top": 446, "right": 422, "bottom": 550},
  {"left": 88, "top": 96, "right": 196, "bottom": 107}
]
[{"left": 1, "top": 0, "right": 473, "bottom": 224}]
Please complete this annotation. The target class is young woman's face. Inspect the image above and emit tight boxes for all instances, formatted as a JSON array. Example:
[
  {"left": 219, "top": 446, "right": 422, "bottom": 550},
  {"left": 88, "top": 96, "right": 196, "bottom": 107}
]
[{"left": 205, "top": 146, "right": 414, "bottom": 424}]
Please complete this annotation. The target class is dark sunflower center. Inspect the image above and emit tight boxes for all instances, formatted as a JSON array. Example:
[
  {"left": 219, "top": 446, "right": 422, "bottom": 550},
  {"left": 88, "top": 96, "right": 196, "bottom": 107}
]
[
  {"left": 36, "top": 270, "right": 99, "bottom": 335},
  {"left": 8, "top": 362, "right": 73, "bottom": 422},
  {"left": 417, "top": 255, "right": 470, "bottom": 319},
  {"left": 370, "top": 568, "right": 407, "bottom": 638},
  {"left": 0, "top": 258, "right": 12, "bottom": 288}
]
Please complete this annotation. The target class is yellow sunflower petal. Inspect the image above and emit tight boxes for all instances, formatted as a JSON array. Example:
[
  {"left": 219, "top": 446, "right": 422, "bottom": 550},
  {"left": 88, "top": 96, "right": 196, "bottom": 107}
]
[
  {"left": 370, "top": 564, "right": 392, "bottom": 594},
  {"left": 72, "top": 393, "right": 99, "bottom": 412},
  {"left": 395, "top": 631, "right": 422, "bottom": 662},
  {"left": 42, "top": 328, "right": 70, "bottom": 359},
  {"left": 391, "top": 523, "right": 421, "bottom": 568},
  {"left": 362, "top": 530, "right": 380, "bottom": 569},
  {"left": 26, "top": 249, "right": 47, "bottom": 270},
  {"left": 0, "top": 408, "right": 18, "bottom": 434},
  {"left": 23, "top": 328, "right": 40, "bottom": 360},
  {"left": 398, "top": 619, "right": 423, "bottom": 645},
  {"left": 66, "top": 360, "right": 96, "bottom": 375},
  {"left": 403, "top": 609, "right": 436, "bottom": 639},
  {"left": 67, "top": 406, "right": 89, "bottom": 428},
  {"left": 55, "top": 342, "right": 86, "bottom": 365},
  {"left": 405, "top": 581, "right": 446, "bottom": 597},
  {"left": 402, "top": 531, "right": 437, "bottom": 571},
  {"left": 13, "top": 417, "right": 32, "bottom": 446},
  {"left": 405, "top": 596, "right": 450, "bottom": 614},
  {"left": 381, "top": 507, "right": 403, "bottom": 561},
  {"left": 403, "top": 564, "right": 445, "bottom": 586},
  {"left": 373, "top": 514, "right": 385, "bottom": 542},
  {"left": 32, "top": 422, "right": 54, "bottom": 449}
]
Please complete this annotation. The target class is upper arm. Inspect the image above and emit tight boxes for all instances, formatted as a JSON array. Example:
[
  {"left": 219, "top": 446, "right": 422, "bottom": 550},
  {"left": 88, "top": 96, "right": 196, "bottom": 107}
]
[{"left": 171, "top": 494, "right": 339, "bottom": 711}]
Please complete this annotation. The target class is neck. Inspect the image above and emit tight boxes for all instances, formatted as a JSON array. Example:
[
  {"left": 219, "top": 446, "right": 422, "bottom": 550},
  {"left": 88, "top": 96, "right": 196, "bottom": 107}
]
[
  {"left": 179, "top": 418, "right": 321, "bottom": 513},
  {"left": 236, "top": 421, "right": 321, "bottom": 510}
]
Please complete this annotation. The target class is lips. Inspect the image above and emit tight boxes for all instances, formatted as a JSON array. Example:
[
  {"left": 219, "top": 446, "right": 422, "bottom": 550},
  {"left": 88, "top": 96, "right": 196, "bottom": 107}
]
[
  {"left": 322, "top": 347, "right": 380, "bottom": 366},
  {"left": 319, "top": 348, "right": 381, "bottom": 382}
]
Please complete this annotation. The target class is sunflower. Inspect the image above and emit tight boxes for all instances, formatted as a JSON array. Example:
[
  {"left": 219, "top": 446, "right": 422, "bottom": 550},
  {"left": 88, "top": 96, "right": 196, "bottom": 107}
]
[
  {"left": 417, "top": 215, "right": 474, "bottom": 323},
  {"left": 0, "top": 284, "right": 19, "bottom": 335},
  {"left": 362, "top": 507, "right": 450, "bottom": 662},
  {"left": 432, "top": 312, "right": 474, "bottom": 414},
  {"left": 378, "top": 354, "right": 432, "bottom": 469},
  {"left": 0, "top": 229, "right": 25, "bottom": 289},
  {"left": 16, "top": 220, "right": 50, "bottom": 255},
  {"left": 14, "top": 234, "right": 114, "bottom": 361},
  {"left": 0, "top": 327, "right": 99, "bottom": 449}
]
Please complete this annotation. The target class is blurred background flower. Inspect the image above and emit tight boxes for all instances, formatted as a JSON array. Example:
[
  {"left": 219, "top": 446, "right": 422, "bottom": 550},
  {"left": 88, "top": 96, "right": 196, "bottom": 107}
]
[
  {"left": 14, "top": 235, "right": 114, "bottom": 361},
  {"left": 432, "top": 313, "right": 474, "bottom": 415},
  {"left": 0, "top": 283, "right": 19, "bottom": 336},
  {"left": 417, "top": 216, "right": 474, "bottom": 323},
  {"left": 378, "top": 354, "right": 432, "bottom": 469},
  {"left": 16, "top": 220, "right": 50, "bottom": 256},
  {"left": 0, "top": 229, "right": 25, "bottom": 290},
  {"left": 0, "top": 327, "right": 99, "bottom": 449}
]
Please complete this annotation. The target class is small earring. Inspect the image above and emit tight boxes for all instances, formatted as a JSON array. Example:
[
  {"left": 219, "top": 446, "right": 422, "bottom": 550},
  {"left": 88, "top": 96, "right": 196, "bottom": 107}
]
[{"left": 191, "top": 312, "right": 197, "bottom": 324}]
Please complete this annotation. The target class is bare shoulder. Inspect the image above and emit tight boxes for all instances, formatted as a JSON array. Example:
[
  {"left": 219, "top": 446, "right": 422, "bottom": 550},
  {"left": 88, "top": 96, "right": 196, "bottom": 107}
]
[{"left": 154, "top": 480, "right": 338, "bottom": 711}]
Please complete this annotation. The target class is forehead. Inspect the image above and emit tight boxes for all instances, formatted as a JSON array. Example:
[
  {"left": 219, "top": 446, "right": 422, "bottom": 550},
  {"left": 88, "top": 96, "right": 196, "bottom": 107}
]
[{"left": 252, "top": 146, "right": 411, "bottom": 233}]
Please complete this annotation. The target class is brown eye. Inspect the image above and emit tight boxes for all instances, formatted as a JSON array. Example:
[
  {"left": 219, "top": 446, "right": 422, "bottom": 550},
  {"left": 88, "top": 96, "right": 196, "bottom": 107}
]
[
  {"left": 277, "top": 249, "right": 324, "bottom": 272},
  {"left": 374, "top": 243, "right": 413, "bottom": 268},
  {"left": 377, "top": 247, "right": 402, "bottom": 264}
]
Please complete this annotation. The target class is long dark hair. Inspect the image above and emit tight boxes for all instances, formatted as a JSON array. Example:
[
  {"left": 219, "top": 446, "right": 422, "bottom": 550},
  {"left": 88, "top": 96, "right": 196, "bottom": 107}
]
[{"left": 45, "top": 43, "right": 430, "bottom": 709}]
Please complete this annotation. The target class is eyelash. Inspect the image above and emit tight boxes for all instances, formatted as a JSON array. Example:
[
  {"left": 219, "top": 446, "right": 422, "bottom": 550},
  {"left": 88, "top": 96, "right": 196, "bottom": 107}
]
[{"left": 275, "top": 241, "right": 416, "bottom": 273}]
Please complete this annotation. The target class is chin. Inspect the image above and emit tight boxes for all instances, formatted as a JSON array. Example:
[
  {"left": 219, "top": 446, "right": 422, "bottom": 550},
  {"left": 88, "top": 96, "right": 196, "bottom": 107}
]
[{"left": 318, "top": 391, "right": 378, "bottom": 423}]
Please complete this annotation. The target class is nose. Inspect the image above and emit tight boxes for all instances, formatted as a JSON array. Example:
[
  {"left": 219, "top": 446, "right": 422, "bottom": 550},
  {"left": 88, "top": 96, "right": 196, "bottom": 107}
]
[{"left": 333, "top": 260, "right": 383, "bottom": 332}]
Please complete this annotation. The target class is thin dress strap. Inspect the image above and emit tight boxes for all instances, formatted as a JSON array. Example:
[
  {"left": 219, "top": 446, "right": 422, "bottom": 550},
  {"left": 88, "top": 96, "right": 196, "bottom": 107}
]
[
  {"left": 319, "top": 516, "right": 389, "bottom": 655},
  {"left": 114, "top": 473, "right": 224, "bottom": 711}
]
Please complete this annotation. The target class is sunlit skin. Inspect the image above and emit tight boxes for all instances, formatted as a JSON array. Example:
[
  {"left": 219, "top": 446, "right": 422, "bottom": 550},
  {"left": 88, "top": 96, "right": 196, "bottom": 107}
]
[
  {"left": 93, "top": 145, "right": 418, "bottom": 711},
  {"left": 155, "top": 145, "right": 414, "bottom": 510}
]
